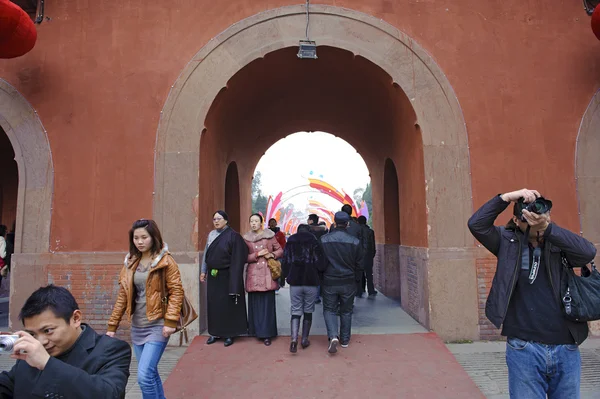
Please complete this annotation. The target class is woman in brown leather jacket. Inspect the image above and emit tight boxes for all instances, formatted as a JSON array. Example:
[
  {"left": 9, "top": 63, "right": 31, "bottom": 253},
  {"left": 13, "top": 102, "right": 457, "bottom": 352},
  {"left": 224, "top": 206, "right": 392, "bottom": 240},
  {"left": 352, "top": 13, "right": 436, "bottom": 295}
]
[{"left": 107, "top": 219, "right": 184, "bottom": 399}]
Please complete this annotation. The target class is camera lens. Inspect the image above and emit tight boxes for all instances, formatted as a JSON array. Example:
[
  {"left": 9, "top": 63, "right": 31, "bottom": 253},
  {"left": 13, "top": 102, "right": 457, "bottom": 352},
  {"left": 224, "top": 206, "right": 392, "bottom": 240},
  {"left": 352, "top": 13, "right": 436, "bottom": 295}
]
[
  {"left": 531, "top": 201, "right": 545, "bottom": 213},
  {"left": 0, "top": 336, "right": 16, "bottom": 352}
]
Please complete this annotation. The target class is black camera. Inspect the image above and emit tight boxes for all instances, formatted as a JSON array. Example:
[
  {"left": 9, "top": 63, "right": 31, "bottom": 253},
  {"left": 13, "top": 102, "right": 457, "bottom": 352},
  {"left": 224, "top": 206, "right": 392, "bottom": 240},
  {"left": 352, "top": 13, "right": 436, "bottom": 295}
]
[{"left": 517, "top": 197, "right": 553, "bottom": 222}]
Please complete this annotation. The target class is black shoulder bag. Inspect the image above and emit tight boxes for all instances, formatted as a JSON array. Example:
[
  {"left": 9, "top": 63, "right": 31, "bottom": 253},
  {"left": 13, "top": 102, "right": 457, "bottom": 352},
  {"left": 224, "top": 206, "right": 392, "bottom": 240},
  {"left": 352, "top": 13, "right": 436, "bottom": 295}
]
[{"left": 560, "top": 253, "right": 600, "bottom": 322}]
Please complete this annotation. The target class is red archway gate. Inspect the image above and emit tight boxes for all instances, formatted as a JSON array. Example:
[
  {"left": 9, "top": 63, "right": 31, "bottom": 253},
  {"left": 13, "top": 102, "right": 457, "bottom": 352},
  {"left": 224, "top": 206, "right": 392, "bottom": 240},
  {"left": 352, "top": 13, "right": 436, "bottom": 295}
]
[{"left": 154, "top": 5, "right": 477, "bottom": 340}]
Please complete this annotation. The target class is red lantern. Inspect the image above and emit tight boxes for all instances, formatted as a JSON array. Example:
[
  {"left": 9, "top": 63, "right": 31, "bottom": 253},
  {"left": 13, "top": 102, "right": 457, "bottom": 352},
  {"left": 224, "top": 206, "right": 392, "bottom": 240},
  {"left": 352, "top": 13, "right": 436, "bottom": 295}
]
[
  {"left": 0, "top": 0, "right": 37, "bottom": 59},
  {"left": 593, "top": 5, "right": 600, "bottom": 41}
]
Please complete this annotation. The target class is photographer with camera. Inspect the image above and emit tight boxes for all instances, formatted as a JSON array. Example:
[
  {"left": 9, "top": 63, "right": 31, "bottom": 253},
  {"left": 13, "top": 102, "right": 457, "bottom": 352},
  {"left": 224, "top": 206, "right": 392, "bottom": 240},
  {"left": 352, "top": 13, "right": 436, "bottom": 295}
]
[
  {"left": 468, "top": 189, "right": 596, "bottom": 399},
  {"left": 0, "top": 285, "right": 132, "bottom": 398}
]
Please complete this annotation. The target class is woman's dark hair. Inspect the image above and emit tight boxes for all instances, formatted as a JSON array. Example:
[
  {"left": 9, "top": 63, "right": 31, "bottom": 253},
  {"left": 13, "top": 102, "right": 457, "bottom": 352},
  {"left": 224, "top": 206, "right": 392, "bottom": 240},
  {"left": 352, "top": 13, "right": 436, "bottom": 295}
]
[
  {"left": 0, "top": 225, "right": 6, "bottom": 237},
  {"left": 129, "top": 219, "right": 164, "bottom": 258},
  {"left": 19, "top": 285, "right": 79, "bottom": 324},
  {"left": 214, "top": 210, "right": 229, "bottom": 222},
  {"left": 250, "top": 213, "right": 264, "bottom": 224}
]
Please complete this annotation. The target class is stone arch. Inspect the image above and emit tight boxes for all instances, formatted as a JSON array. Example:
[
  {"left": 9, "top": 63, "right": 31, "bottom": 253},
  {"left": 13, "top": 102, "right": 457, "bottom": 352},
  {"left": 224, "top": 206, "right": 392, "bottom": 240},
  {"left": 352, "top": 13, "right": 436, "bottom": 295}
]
[
  {"left": 154, "top": 5, "right": 477, "bottom": 339},
  {"left": 576, "top": 89, "right": 600, "bottom": 245},
  {"left": 0, "top": 80, "right": 53, "bottom": 254},
  {"left": 0, "top": 79, "right": 53, "bottom": 328}
]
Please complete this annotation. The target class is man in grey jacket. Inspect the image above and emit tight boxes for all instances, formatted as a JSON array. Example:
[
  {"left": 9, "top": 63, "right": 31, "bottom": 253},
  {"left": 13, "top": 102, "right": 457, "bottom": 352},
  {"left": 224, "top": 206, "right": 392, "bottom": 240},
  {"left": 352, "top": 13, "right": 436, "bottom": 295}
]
[{"left": 468, "top": 188, "right": 596, "bottom": 399}]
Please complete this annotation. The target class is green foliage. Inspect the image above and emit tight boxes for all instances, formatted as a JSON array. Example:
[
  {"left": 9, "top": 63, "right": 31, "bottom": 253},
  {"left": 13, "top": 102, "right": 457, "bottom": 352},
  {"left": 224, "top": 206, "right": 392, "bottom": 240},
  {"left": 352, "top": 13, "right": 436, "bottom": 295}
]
[
  {"left": 251, "top": 171, "right": 268, "bottom": 214},
  {"left": 362, "top": 182, "right": 373, "bottom": 225}
]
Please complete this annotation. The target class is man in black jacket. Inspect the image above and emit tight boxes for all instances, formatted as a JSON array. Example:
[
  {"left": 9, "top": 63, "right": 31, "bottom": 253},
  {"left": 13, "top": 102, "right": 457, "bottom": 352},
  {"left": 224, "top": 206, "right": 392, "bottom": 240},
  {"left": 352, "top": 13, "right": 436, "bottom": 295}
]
[
  {"left": 357, "top": 216, "right": 377, "bottom": 297},
  {"left": 0, "top": 285, "right": 132, "bottom": 398},
  {"left": 320, "top": 212, "right": 364, "bottom": 354},
  {"left": 468, "top": 188, "right": 596, "bottom": 399}
]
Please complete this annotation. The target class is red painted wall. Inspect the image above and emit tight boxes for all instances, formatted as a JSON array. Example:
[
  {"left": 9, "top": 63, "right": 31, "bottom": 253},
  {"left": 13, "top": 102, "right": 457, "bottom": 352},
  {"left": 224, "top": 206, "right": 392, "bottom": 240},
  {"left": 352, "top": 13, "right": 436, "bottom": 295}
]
[{"left": 0, "top": 1, "right": 598, "bottom": 247}]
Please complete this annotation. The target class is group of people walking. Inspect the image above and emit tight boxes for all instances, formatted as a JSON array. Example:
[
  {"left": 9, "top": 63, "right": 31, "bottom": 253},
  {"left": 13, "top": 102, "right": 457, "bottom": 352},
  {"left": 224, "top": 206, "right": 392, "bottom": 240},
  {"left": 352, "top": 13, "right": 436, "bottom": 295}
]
[{"left": 200, "top": 204, "right": 377, "bottom": 354}]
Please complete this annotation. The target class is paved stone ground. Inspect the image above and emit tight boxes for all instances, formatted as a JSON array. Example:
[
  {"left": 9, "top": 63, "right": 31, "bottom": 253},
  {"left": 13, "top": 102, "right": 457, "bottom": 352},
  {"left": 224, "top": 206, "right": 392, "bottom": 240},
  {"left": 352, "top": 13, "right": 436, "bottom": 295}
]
[
  {"left": 448, "top": 339, "right": 600, "bottom": 399},
  {"left": 1, "top": 286, "right": 599, "bottom": 398}
]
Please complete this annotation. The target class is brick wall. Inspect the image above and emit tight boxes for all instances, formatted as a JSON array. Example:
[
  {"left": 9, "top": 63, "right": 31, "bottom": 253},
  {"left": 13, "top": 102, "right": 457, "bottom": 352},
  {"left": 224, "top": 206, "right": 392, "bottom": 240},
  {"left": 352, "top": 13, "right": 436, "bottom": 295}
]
[
  {"left": 46, "top": 264, "right": 130, "bottom": 341},
  {"left": 476, "top": 257, "right": 502, "bottom": 340}
]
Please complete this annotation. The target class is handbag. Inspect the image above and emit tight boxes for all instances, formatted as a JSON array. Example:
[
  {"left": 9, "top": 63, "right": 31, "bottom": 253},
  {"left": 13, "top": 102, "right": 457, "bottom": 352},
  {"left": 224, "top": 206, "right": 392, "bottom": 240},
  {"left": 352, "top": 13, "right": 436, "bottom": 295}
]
[
  {"left": 267, "top": 258, "right": 282, "bottom": 281},
  {"left": 160, "top": 269, "right": 199, "bottom": 346},
  {"left": 560, "top": 253, "right": 600, "bottom": 322}
]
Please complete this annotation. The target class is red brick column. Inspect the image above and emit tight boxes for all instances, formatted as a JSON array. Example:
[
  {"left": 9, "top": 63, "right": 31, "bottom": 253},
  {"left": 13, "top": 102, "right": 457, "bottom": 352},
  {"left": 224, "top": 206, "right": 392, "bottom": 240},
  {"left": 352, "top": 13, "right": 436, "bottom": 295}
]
[{"left": 476, "top": 257, "right": 502, "bottom": 340}]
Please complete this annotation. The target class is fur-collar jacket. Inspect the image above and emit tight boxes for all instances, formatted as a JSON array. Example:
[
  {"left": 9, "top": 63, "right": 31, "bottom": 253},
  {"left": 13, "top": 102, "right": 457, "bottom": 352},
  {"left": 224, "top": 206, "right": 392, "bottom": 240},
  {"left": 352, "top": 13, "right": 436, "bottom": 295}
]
[
  {"left": 243, "top": 229, "right": 283, "bottom": 292},
  {"left": 107, "top": 244, "right": 184, "bottom": 331},
  {"left": 283, "top": 231, "right": 326, "bottom": 286}
]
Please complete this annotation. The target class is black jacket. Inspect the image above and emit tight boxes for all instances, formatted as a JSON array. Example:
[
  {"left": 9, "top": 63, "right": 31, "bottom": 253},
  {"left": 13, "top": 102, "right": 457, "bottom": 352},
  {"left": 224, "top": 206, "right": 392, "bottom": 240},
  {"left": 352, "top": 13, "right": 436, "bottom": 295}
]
[
  {"left": 320, "top": 227, "right": 365, "bottom": 286},
  {"left": 283, "top": 231, "right": 326, "bottom": 286},
  {"left": 359, "top": 224, "right": 376, "bottom": 259},
  {"left": 308, "top": 224, "right": 328, "bottom": 240},
  {"left": 468, "top": 195, "right": 597, "bottom": 344},
  {"left": 0, "top": 324, "right": 131, "bottom": 399}
]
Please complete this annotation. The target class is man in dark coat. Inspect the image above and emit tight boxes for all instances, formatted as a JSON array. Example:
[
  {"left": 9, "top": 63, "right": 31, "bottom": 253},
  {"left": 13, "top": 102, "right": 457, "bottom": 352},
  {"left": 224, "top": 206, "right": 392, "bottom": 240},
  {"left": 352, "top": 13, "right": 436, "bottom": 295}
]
[
  {"left": 320, "top": 212, "right": 364, "bottom": 354},
  {"left": 0, "top": 285, "right": 131, "bottom": 398},
  {"left": 341, "top": 205, "right": 368, "bottom": 297},
  {"left": 468, "top": 188, "right": 596, "bottom": 399},
  {"left": 357, "top": 215, "right": 377, "bottom": 297},
  {"left": 307, "top": 214, "right": 328, "bottom": 240},
  {"left": 201, "top": 210, "right": 249, "bottom": 347}
]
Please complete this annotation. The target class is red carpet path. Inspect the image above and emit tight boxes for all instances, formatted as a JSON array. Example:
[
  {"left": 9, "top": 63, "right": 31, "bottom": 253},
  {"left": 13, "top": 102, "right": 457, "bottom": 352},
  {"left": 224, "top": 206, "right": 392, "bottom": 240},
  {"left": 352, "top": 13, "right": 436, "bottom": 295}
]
[{"left": 164, "top": 333, "right": 485, "bottom": 398}]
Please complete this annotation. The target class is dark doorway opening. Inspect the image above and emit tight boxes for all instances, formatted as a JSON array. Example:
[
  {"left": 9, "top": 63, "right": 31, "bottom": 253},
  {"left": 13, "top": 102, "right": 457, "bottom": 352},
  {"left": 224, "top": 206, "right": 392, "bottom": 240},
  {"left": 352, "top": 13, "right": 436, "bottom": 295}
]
[{"left": 0, "top": 126, "right": 17, "bottom": 328}]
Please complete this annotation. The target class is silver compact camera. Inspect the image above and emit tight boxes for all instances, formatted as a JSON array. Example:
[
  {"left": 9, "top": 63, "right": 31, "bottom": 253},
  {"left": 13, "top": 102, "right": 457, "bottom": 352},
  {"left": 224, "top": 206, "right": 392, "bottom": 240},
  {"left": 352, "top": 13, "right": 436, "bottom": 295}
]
[{"left": 0, "top": 335, "right": 19, "bottom": 353}]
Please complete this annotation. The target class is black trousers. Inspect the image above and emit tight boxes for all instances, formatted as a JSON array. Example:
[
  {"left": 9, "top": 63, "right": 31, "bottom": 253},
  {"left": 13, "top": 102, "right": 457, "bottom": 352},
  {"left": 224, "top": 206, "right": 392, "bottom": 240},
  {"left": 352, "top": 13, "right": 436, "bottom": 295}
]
[{"left": 361, "top": 258, "right": 375, "bottom": 295}]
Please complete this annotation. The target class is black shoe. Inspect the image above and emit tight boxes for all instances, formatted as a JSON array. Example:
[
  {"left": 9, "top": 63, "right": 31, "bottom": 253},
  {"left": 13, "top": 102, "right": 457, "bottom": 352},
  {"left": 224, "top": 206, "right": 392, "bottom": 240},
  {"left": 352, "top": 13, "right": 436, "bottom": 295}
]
[
  {"left": 290, "top": 341, "right": 297, "bottom": 353},
  {"left": 206, "top": 336, "right": 219, "bottom": 345},
  {"left": 224, "top": 337, "right": 234, "bottom": 347},
  {"left": 356, "top": 292, "right": 364, "bottom": 298},
  {"left": 368, "top": 291, "right": 378, "bottom": 297},
  {"left": 328, "top": 338, "right": 339, "bottom": 354},
  {"left": 315, "top": 298, "right": 322, "bottom": 304},
  {"left": 264, "top": 338, "right": 271, "bottom": 346}
]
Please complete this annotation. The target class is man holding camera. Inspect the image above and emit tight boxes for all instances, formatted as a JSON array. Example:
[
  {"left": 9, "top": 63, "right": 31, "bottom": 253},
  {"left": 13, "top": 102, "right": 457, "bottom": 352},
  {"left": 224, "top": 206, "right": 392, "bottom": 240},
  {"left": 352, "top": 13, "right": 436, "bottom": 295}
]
[
  {"left": 0, "top": 285, "right": 132, "bottom": 398},
  {"left": 468, "top": 189, "right": 596, "bottom": 399}
]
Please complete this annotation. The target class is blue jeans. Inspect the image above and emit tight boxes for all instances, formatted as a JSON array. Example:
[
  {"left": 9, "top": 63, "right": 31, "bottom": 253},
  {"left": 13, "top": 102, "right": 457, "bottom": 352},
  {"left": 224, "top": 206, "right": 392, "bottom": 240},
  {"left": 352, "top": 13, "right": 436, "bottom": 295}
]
[
  {"left": 322, "top": 284, "right": 356, "bottom": 343},
  {"left": 133, "top": 341, "right": 168, "bottom": 399},
  {"left": 506, "top": 337, "right": 581, "bottom": 399}
]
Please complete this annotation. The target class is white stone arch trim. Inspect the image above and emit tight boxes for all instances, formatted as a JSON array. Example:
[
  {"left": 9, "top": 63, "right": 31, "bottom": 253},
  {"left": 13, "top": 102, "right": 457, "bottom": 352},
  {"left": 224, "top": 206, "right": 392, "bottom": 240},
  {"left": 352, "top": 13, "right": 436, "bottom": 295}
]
[
  {"left": 0, "top": 79, "right": 53, "bottom": 254},
  {"left": 575, "top": 88, "right": 600, "bottom": 244}
]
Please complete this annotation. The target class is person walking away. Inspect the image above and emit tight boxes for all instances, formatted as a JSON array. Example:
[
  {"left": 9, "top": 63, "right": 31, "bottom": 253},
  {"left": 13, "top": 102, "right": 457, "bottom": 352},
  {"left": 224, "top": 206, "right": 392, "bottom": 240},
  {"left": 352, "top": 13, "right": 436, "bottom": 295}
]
[
  {"left": 468, "top": 188, "right": 596, "bottom": 399},
  {"left": 320, "top": 212, "right": 364, "bottom": 354},
  {"left": 357, "top": 216, "right": 377, "bottom": 297},
  {"left": 107, "top": 219, "right": 184, "bottom": 399},
  {"left": 340, "top": 205, "right": 368, "bottom": 298},
  {"left": 244, "top": 213, "right": 283, "bottom": 346},
  {"left": 200, "top": 210, "right": 249, "bottom": 347},
  {"left": 282, "top": 224, "right": 326, "bottom": 353}
]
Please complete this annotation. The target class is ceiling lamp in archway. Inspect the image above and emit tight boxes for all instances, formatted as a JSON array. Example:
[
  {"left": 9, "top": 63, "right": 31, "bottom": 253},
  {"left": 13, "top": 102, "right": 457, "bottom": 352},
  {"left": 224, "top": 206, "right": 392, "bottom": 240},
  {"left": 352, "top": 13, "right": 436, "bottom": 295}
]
[
  {"left": 297, "top": 0, "right": 317, "bottom": 59},
  {"left": 0, "top": 0, "right": 38, "bottom": 59}
]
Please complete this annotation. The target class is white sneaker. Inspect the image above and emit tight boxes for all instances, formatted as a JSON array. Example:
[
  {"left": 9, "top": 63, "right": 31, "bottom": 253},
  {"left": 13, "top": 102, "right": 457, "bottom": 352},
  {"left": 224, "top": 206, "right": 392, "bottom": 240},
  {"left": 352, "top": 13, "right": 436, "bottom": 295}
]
[
  {"left": 328, "top": 338, "right": 339, "bottom": 354},
  {"left": 341, "top": 342, "right": 349, "bottom": 348}
]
